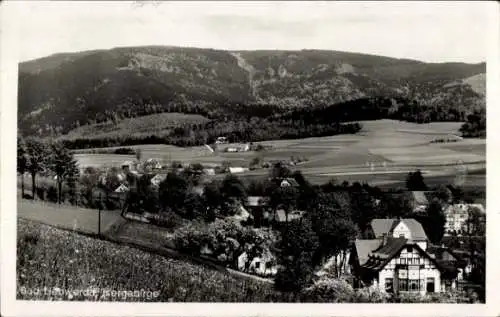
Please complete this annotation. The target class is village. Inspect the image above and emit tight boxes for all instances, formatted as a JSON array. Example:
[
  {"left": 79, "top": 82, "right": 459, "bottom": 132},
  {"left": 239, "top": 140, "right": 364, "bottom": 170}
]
[{"left": 56, "top": 147, "right": 485, "bottom": 300}]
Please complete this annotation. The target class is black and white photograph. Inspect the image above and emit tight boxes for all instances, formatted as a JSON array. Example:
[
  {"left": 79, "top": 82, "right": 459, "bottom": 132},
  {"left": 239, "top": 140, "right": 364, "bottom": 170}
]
[{"left": 1, "top": 0, "right": 498, "bottom": 315}]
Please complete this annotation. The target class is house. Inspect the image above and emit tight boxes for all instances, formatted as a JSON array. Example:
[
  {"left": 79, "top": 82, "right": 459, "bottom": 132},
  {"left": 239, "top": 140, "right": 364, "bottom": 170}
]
[
  {"left": 229, "top": 167, "right": 249, "bottom": 174},
  {"left": 204, "top": 168, "right": 216, "bottom": 176},
  {"left": 279, "top": 178, "right": 300, "bottom": 188},
  {"left": 150, "top": 173, "right": 167, "bottom": 187},
  {"left": 443, "top": 203, "right": 485, "bottom": 236},
  {"left": 274, "top": 209, "right": 304, "bottom": 223},
  {"left": 350, "top": 218, "right": 459, "bottom": 295},
  {"left": 370, "top": 218, "right": 429, "bottom": 251},
  {"left": 239, "top": 143, "right": 250, "bottom": 152},
  {"left": 237, "top": 249, "right": 278, "bottom": 276},
  {"left": 225, "top": 147, "right": 239, "bottom": 153},
  {"left": 114, "top": 184, "right": 130, "bottom": 193},
  {"left": 426, "top": 246, "right": 469, "bottom": 282},
  {"left": 215, "top": 137, "right": 228, "bottom": 144}
]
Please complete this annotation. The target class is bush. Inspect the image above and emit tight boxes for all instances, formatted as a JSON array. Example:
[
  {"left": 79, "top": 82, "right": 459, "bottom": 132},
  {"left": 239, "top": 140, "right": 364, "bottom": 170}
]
[
  {"left": 114, "top": 147, "right": 136, "bottom": 155},
  {"left": 36, "top": 187, "right": 46, "bottom": 200}
]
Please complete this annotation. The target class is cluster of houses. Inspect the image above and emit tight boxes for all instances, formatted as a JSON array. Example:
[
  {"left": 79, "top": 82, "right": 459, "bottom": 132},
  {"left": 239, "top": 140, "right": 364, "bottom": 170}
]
[{"left": 405, "top": 190, "right": 486, "bottom": 236}]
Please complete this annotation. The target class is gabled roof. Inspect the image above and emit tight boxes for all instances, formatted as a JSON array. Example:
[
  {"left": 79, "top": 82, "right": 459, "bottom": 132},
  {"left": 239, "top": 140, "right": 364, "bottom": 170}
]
[
  {"left": 359, "top": 238, "right": 442, "bottom": 272},
  {"left": 354, "top": 239, "right": 383, "bottom": 265},
  {"left": 371, "top": 218, "right": 428, "bottom": 241},
  {"left": 411, "top": 191, "right": 430, "bottom": 205}
]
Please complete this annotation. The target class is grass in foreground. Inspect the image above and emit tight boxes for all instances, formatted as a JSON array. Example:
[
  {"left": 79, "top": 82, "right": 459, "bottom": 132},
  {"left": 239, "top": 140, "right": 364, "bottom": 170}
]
[{"left": 17, "top": 218, "right": 285, "bottom": 302}]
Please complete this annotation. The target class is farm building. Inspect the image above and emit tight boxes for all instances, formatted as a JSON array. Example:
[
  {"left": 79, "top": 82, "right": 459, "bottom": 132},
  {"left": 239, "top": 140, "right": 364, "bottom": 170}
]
[
  {"left": 204, "top": 168, "right": 216, "bottom": 176},
  {"left": 215, "top": 136, "right": 228, "bottom": 144},
  {"left": 350, "top": 218, "right": 462, "bottom": 295},
  {"left": 279, "top": 178, "right": 300, "bottom": 188},
  {"left": 229, "top": 167, "right": 249, "bottom": 174},
  {"left": 275, "top": 209, "right": 304, "bottom": 223}
]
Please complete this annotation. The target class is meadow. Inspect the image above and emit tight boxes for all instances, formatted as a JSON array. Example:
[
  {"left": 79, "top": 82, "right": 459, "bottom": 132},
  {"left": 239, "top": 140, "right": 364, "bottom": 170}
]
[
  {"left": 71, "top": 119, "right": 486, "bottom": 187},
  {"left": 63, "top": 112, "right": 209, "bottom": 139},
  {"left": 17, "top": 218, "right": 285, "bottom": 302}
]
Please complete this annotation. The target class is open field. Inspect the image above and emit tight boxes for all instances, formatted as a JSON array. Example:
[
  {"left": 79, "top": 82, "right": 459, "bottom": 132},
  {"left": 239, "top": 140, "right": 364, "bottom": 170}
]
[
  {"left": 71, "top": 119, "right": 486, "bottom": 188},
  {"left": 17, "top": 218, "right": 282, "bottom": 302}
]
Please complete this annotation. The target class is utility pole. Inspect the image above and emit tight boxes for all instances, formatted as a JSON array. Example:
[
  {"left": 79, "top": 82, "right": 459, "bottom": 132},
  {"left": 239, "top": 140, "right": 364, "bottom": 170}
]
[{"left": 98, "top": 193, "right": 102, "bottom": 236}]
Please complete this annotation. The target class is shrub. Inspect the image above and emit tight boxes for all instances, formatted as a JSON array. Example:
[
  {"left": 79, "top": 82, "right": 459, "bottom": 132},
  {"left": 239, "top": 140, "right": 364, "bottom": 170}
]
[{"left": 46, "top": 185, "right": 58, "bottom": 203}]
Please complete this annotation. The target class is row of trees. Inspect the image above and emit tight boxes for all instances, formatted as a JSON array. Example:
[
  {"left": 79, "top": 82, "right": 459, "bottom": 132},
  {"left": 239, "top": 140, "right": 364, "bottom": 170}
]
[{"left": 17, "top": 136, "right": 79, "bottom": 204}]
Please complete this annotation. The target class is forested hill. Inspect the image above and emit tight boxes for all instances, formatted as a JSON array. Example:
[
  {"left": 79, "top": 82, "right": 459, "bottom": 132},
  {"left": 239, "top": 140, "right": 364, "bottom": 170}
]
[{"left": 18, "top": 46, "right": 485, "bottom": 137}]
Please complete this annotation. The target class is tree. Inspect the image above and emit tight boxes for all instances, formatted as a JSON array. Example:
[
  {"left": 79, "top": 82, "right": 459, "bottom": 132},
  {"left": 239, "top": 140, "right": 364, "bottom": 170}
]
[
  {"left": 270, "top": 162, "right": 291, "bottom": 180},
  {"left": 79, "top": 167, "right": 100, "bottom": 206},
  {"left": 275, "top": 219, "right": 319, "bottom": 293},
  {"left": 405, "top": 169, "right": 427, "bottom": 191},
  {"left": 17, "top": 136, "right": 28, "bottom": 197},
  {"left": 202, "top": 181, "right": 224, "bottom": 221},
  {"left": 436, "top": 185, "right": 453, "bottom": 204},
  {"left": 425, "top": 198, "right": 446, "bottom": 244},
  {"left": 135, "top": 148, "right": 142, "bottom": 162},
  {"left": 269, "top": 186, "right": 299, "bottom": 223},
  {"left": 48, "top": 142, "right": 80, "bottom": 204},
  {"left": 221, "top": 174, "right": 247, "bottom": 204},
  {"left": 309, "top": 193, "right": 357, "bottom": 275},
  {"left": 158, "top": 172, "right": 189, "bottom": 213},
  {"left": 25, "top": 138, "right": 48, "bottom": 199}
]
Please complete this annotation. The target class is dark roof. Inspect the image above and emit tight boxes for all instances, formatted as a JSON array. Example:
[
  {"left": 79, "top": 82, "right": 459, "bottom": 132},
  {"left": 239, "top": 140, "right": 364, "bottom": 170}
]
[
  {"left": 370, "top": 218, "right": 428, "bottom": 241},
  {"left": 358, "top": 238, "right": 443, "bottom": 273}
]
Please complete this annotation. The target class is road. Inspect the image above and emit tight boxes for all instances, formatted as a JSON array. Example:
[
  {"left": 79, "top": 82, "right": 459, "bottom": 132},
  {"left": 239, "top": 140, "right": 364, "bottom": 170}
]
[{"left": 17, "top": 199, "right": 123, "bottom": 235}]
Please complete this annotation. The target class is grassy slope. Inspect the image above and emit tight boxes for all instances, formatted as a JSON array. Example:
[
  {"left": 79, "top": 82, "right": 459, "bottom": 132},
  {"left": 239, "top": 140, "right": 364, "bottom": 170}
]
[
  {"left": 63, "top": 112, "right": 209, "bottom": 139},
  {"left": 17, "top": 218, "right": 282, "bottom": 302}
]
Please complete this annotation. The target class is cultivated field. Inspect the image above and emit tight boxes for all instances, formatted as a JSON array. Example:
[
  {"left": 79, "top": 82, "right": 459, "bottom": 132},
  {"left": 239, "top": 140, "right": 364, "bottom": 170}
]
[{"left": 72, "top": 119, "right": 486, "bottom": 188}]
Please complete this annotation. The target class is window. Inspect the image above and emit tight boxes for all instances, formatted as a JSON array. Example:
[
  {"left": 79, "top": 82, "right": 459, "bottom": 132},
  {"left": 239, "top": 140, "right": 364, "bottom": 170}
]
[
  {"left": 426, "top": 277, "right": 435, "bottom": 293},
  {"left": 407, "top": 246, "right": 413, "bottom": 253},
  {"left": 254, "top": 261, "right": 260, "bottom": 269},
  {"left": 385, "top": 278, "right": 394, "bottom": 293},
  {"left": 399, "top": 234, "right": 405, "bottom": 238},
  {"left": 398, "top": 279, "right": 408, "bottom": 291},
  {"left": 401, "top": 258, "right": 407, "bottom": 264},
  {"left": 409, "top": 279, "right": 419, "bottom": 291},
  {"left": 265, "top": 262, "right": 272, "bottom": 269}
]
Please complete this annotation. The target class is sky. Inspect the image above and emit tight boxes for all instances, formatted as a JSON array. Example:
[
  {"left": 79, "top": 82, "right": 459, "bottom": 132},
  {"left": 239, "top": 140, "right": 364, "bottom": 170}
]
[{"left": 6, "top": 1, "right": 496, "bottom": 63}]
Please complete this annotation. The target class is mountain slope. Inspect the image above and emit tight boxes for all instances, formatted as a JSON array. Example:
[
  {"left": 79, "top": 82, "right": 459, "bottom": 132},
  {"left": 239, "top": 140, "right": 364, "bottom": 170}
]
[{"left": 17, "top": 46, "right": 486, "bottom": 137}]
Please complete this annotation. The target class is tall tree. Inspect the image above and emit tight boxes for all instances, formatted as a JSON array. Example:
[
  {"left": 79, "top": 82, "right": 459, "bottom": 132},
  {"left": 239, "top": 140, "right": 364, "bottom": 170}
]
[
  {"left": 269, "top": 186, "right": 299, "bottom": 223},
  {"left": 17, "top": 136, "right": 28, "bottom": 197},
  {"left": 25, "top": 138, "right": 48, "bottom": 199},
  {"left": 405, "top": 169, "right": 427, "bottom": 191},
  {"left": 275, "top": 219, "right": 319, "bottom": 294},
  {"left": 158, "top": 172, "right": 189, "bottom": 212},
  {"left": 425, "top": 198, "right": 446, "bottom": 244},
  {"left": 48, "top": 142, "right": 80, "bottom": 204}
]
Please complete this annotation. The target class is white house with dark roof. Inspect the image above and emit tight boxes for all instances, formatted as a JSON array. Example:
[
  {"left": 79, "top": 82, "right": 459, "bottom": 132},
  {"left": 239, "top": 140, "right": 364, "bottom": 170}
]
[
  {"left": 443, "top": 203, "right": 485, "bottom": 236},
  {"left": 350, "top": 218, "right": 460, "bottom": 295}
]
